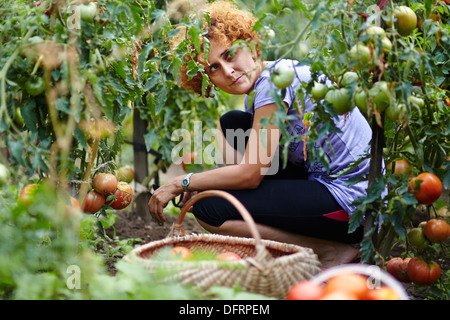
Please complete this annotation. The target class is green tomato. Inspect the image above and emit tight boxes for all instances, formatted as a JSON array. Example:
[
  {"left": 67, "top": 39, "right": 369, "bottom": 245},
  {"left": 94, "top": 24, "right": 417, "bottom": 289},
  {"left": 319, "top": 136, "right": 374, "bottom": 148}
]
[
  {"left": 296, "top": 41, "right": 309, "bottom": 61},
  {"left": 368, "top": 81, "right": 392, "bottom": 112},
  {"left": 341, "top": 71, "right": 359, "bottom": 87},
  {"left": 355, "top": 89, "right": 368, "bottom": 114},
  {"left": 349, "top": 43, "right": 374, "bottom": 70},
  {"left": 386, "top": 103, "right": 407, "bottom": 121},
  {"left": 311, "top": 81, "right": 328, "bottom": 101},
  {"left": 262, "top": 27, "right": 275, "bottom": 40},
  {"left": 394, "top": 6, "right": 417, "bottom": 36},
  {"left": 79, "top": 3, "right": 97, "bottom": 21},
  {"left": 0, "top": 163, "right": 10, "bottom": 187},
  {"left": 25, "top": 77, "right": 45, "bottom": 96},
  {"left": 271, "top": 64, "right": 295, "bottom": 89},
  {"left": 407, "top": 95, "right": 425, "bottom": 108},
  {"left": 365, "top": 26, "right": 386, "bottom": 39},
  {"left": 381, "top": 37, "right": 392, "bottom": 53},
  {"left": 407, "top": 227, "right": 429, "bottom": 249},
  {"left": 325, "top": 88, "right": 353, "bottom": 115}
]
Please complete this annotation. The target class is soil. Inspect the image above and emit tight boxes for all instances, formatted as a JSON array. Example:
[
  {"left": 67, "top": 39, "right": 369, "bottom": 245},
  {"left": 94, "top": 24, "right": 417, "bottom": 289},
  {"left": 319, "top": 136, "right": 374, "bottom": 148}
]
[{"left": 104, "top": 206, "right": 448, "bottom": 300}]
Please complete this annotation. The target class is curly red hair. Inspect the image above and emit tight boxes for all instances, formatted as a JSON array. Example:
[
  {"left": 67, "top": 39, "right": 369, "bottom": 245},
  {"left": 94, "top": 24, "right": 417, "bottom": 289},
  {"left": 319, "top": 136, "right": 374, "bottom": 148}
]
[{"left": 178, "top": 1, "right": 260, "bottom": 96}]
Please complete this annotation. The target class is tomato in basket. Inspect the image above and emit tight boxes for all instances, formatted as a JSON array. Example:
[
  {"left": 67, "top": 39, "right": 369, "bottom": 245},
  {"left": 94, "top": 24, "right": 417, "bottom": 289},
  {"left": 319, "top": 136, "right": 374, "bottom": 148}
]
[
  {"left": 215, "top": 252, "right": 242, "bottom": 261},
  {"left": 169, "top": 246, "right": 194, "bottom": 260}
]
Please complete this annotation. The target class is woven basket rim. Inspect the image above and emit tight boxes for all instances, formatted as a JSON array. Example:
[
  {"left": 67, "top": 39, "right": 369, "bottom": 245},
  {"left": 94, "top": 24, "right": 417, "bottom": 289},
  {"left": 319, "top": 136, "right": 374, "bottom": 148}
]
[{"left": 125, "top": 232, "right": 319, "bottom": 262}]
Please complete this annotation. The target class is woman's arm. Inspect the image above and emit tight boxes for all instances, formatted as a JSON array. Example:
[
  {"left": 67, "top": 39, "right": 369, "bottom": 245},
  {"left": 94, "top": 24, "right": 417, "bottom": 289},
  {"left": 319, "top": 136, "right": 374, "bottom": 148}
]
[{"left": 148, "top": 103, "right": 282, "bottom": 223}]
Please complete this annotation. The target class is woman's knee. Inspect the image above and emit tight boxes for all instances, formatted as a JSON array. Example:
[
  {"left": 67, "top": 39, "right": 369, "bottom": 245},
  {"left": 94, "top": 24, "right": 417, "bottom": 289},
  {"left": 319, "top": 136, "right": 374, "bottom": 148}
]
[{"left": 192, "top": 195, "right": 241, "bottom": 229}]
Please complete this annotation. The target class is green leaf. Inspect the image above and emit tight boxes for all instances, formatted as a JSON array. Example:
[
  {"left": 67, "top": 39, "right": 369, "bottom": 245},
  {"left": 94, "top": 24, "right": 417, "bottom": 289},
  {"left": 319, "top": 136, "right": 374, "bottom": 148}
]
[
  {"left": 55, "top": 97, "right": 70, "bottom": 114},
  {"left": 144, "top": 129, "right": 158, "bottom": 152},
  {"left": 21, "top": 100, "right": 37, "bottom": 132}
]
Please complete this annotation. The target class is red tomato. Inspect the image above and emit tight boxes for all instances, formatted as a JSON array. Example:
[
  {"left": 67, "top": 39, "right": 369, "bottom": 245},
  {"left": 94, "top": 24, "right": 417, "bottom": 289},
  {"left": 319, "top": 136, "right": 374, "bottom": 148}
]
[
  {"left": 286, "top": 280, "right": 325, "bottom": 300},
  {"left": 169, "top": 246, "right": 194, "bottom": 260},
  {"left": 19, "top": 183, "right": 39, "bottom": 206},
  {"left": 107, "top": 182, "right": 133, "bottom": 210},
  {"left": 215, "top": 251, "right": 242, "bottom": 261},
  {"left": 407, "top": 257, "right": 441, "bottom": 286},
  {"left": 386, "top": 257, "right": 411, "bottom": 283},
  {"left": 408, "top": 172, "right": 442, "bottom": 205},
  {"left": 423, "top": 219, "right": 450, "bottom": 243},
  {"left": 81, "top": 190, "right": 105, "bottom": 214},
  {"left": 93, "top": 173, "right": 118, "bottom": 196}
]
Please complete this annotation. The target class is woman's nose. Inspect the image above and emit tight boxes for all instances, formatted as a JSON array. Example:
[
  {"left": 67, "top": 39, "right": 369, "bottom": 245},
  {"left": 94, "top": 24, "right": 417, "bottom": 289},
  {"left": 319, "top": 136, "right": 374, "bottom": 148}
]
[{"left": 222, "top": 63, "right": 234, "bottom": 77}]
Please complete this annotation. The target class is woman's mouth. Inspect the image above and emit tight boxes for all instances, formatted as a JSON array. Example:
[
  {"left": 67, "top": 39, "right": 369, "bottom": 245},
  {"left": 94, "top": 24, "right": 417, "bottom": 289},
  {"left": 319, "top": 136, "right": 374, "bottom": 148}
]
[{"left": 231, "top": 75, "right": 244, "bottom": 85}]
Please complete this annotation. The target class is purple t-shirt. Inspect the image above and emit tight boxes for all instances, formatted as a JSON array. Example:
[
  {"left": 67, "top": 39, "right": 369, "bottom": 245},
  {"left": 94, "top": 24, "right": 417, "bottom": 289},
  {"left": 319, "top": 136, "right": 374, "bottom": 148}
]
[{"left": 244, "top": 59, "right": 372, "bottom": 216}]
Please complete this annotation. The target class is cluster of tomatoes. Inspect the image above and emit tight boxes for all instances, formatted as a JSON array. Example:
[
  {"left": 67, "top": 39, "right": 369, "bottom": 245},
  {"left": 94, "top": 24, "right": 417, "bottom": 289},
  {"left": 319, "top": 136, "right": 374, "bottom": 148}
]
[
  {"left": 81, "top": 166, "right": 134, "bottom": 214},
  {"left": 18, "top": 166, "right": 135, "bottom": 215},
  {"left": 383, "top": 165, "right": 448, "bottom": 287},
  {"left": 387, "top": 218, "right": 449, "bottom": 287},
  {"left": 286, "top": 273, "right": 401, "bottom": 300},
  {"left": 165, "top": 246, "right": 242, "bottom": 262},
  {"left": 387, "top": 255, "right": 442, "bottom": 287}
]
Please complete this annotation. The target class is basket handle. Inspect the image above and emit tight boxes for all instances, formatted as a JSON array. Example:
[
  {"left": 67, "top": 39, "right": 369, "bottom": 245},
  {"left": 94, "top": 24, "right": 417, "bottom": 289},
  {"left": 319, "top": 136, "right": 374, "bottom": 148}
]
[{"left": 174, "top": 190, "right": 266, "bottom": 253}]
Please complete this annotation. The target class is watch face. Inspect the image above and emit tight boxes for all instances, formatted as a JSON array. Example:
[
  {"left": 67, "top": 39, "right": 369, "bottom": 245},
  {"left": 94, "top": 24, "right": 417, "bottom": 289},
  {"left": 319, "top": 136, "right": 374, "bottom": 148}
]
[{"left": 182, "top": 179, "right": 188, "bottom": 186}]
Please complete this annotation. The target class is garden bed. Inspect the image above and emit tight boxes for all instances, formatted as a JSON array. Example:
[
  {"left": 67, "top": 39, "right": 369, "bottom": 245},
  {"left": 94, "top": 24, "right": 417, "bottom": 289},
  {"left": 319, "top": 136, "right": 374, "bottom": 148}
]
[{"left": 105, "top": 208, "right": 448, "bottom": 300}]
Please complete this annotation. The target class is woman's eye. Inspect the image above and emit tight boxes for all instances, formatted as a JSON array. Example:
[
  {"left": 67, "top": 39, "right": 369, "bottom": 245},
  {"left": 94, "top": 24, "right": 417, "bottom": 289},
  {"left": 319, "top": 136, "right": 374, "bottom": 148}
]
[
  {"left": 224, "top": 51, "right": 234, "bottom": 61},
  {"left": 209, "top": 64, "right": 218, "bottom": 72}
]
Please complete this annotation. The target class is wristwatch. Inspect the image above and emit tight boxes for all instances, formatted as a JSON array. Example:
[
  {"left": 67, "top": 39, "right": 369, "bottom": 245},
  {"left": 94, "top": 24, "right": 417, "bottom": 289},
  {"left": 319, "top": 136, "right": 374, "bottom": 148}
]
[{"left": 182, "top": 173, "right": 194, "bottom": 192}]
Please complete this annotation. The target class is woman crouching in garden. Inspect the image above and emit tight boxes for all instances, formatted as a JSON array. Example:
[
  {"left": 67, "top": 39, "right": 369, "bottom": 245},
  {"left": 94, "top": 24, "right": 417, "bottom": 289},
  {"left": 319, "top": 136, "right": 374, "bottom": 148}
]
[{"left": 148, "top": 0, "right": 373, "bottom": 268}]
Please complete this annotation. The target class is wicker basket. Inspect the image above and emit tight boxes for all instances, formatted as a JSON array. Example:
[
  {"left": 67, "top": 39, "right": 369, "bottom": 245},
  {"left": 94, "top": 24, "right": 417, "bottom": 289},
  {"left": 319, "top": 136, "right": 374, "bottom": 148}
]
[{"left": 123, "top": 190, "right": 322, "bottom": 299}]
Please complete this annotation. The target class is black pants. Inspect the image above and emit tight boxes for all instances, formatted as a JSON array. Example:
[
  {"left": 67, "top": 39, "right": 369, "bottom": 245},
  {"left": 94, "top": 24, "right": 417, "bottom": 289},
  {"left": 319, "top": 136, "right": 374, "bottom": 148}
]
[{"left": 192, "top": 110, "right": 363, "bottom": 244}]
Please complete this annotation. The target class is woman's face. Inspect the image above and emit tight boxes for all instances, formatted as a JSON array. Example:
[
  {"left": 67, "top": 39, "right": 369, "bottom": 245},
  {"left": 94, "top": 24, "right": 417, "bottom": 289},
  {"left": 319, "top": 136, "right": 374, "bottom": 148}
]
[{"left": 206, "top": 40, "right": 262, "bottom": 95}]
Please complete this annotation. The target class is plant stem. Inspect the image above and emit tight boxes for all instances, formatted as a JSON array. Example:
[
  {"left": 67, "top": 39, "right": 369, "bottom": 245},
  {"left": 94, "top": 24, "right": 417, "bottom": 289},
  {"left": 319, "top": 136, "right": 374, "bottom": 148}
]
[{"left": 363, "top": 113, "right": 385, "bottom": 264}]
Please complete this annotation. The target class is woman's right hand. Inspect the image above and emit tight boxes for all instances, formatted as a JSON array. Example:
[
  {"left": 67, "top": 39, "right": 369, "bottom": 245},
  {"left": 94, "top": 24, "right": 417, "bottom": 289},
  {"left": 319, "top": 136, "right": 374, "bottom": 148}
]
[{"left": 178, "top": 191, "right": 198, "bottom": 212}]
